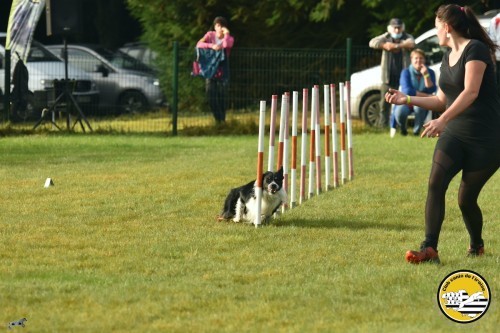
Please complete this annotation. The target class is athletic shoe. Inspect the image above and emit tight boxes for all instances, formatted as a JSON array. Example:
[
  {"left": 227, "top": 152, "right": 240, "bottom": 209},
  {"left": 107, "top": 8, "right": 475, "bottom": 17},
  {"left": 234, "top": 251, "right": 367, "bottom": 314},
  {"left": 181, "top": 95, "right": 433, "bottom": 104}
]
[
  {"left": 405, "top": 246, "right": 440, "bottom": 264},
  {"left": 467, "top": 244, "right": 484, "bottom": 257},
  {"left": 390, "top": 128, "right": 397, "bottom": 138}
]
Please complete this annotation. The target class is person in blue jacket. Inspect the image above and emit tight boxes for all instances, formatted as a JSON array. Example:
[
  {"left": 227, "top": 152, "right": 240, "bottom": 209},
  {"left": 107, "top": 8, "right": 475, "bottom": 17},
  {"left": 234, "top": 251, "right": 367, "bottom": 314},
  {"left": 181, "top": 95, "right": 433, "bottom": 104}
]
[{"left": 392, "top": 49, "right": 437, "bottom": 136}]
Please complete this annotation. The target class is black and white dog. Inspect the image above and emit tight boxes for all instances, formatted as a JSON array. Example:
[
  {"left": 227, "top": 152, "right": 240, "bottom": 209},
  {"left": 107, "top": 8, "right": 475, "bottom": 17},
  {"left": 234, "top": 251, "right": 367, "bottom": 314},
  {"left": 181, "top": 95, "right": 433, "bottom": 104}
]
[{"left": 218, "top": 167, "right": 287, "bottom": 224}]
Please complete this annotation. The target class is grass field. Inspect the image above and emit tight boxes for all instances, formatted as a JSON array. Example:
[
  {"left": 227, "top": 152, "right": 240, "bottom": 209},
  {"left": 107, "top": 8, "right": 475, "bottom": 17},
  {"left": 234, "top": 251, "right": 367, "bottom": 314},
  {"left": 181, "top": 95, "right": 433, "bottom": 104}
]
[{"left": 0, "top": 133, "right": 498, "bottom": 332}]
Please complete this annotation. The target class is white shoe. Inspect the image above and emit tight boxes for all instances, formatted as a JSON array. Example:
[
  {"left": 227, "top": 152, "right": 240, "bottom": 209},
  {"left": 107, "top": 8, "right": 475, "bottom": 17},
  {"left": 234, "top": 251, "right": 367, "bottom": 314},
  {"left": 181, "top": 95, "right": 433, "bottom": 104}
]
[{"left": 390, "top": 128, "right": 397, "bottom": 138}]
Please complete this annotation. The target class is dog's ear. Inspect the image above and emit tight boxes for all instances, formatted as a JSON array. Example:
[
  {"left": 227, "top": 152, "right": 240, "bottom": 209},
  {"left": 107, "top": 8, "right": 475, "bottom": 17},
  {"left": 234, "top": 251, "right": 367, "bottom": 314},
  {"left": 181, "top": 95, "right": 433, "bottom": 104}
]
[{"left": 276, "top": 166, "right": 283, "bottom": 177}]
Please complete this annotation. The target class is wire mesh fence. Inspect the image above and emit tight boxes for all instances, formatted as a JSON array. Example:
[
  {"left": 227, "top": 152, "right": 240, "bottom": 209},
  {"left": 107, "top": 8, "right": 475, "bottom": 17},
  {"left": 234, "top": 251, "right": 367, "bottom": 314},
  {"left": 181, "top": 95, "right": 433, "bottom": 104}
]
[{"left": 1, "top": 44, "right": 380, "bottom": 135}]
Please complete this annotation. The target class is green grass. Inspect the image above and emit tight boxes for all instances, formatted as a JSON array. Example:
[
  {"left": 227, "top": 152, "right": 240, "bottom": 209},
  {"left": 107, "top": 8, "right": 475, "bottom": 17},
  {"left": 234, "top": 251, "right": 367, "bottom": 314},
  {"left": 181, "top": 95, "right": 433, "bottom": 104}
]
[{"left": 0, "top": 133, "right": 498, "bottom": 332}]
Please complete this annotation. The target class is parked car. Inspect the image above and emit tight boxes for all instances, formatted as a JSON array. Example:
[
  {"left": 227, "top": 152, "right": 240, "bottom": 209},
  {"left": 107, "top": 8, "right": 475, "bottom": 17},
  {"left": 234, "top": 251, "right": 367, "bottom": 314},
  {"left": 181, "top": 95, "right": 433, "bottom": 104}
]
[
  {"left": 350, "top": 13, "right": 496, "bottom": 126},
  {"left": 119, "top": 42, "right": 158, "bottom": 70},
  {"left": 0, "top": 33, "right": 99, "bottom": 121},
  {"left": 46, "top": 44, "right": 166, "bottom": 114}
]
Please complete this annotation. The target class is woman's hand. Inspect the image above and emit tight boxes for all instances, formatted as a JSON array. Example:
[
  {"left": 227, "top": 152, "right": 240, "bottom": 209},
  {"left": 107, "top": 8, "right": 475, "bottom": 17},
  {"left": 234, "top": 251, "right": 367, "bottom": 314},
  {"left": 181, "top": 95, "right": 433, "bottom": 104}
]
[
  {"left": 420, "top": 65, "right": 429, "bottom": 76},
  {"left": 385, "top": 88, "right": 407, "bottom": 105},
  {"left": 421, "top": 118, "right": 446, "bottom": 138}
]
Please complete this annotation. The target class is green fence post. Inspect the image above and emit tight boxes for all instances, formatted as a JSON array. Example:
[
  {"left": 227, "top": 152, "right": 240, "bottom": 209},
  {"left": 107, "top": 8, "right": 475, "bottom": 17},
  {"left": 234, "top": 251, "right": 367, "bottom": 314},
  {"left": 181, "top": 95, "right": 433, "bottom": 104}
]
[
  {"left": 3, "top": 49, "right": 11, "bottom": 122},
  {"left": 172, "top": 41, "right": 179, "bottom": 136},
  {"left": 346, "top": 38, "right": 352, "bottom": 82}
]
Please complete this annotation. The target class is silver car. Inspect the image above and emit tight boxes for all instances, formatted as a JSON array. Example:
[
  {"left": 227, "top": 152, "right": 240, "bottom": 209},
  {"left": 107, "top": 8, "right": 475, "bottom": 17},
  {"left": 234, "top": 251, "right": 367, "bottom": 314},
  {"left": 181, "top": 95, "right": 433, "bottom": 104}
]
[
  {"left": 1, "top": 33, "right": 99, "bottom": 121},
  {"left": 46, "top": 44, "right": 166, "bottom": 114}
]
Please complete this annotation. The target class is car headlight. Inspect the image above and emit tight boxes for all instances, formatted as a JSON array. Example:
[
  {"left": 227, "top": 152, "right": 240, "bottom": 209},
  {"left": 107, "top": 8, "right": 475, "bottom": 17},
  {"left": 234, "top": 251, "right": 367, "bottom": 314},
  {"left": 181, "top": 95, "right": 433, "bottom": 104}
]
[{"left": 143, "top": 76, "right": 160, "bottom": 86}]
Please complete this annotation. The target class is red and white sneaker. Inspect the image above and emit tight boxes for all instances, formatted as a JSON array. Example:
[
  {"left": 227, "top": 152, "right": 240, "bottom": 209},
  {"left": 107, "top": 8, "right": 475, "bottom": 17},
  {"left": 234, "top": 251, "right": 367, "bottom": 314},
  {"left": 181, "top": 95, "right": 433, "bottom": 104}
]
[{"left": 405, "top": 246, "right": 440, "bottom": 264}]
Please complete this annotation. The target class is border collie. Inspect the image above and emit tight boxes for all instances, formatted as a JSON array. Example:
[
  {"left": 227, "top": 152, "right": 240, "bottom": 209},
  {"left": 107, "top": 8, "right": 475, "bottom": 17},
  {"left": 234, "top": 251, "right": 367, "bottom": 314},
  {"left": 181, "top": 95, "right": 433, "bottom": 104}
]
[{"left": 218, "top": 167, "right": 287, "bottom": 224}]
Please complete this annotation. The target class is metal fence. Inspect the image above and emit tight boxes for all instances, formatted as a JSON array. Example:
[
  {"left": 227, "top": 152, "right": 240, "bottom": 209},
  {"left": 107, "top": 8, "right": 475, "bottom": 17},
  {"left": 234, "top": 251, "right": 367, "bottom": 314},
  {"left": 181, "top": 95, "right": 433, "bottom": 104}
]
[{"left": 1, "top": 44, "right": 380, "bottom": 134}]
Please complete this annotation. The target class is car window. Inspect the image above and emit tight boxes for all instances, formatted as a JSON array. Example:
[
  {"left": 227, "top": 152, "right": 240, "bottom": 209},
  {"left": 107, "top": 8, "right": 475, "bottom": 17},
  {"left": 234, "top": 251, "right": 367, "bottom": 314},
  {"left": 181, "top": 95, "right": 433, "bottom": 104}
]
[
  {"left": 66, "top": 48, "right": 103, "bottom": 72},
  {"left": 27, "top": 42, "right": 62, "bottom": 62},
  {"left": 126, "top": 48, "right": 142, "bottom": 59},
  {"left": 416, "top": 35, "right": 447, "bottom": 65},
  {"left": 93, "top": 46, "right": 154, "bottom": 73},
  {"left": 110, "top": 51, "right": 154, "bottom": 73}
]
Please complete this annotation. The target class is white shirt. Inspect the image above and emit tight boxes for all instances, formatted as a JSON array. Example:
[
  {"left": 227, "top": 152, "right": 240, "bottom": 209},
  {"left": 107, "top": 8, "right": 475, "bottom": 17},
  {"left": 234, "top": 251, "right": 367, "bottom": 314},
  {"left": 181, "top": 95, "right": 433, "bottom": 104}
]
[{"left": 488, "top": 14, "right": 500, "bottom": 61}]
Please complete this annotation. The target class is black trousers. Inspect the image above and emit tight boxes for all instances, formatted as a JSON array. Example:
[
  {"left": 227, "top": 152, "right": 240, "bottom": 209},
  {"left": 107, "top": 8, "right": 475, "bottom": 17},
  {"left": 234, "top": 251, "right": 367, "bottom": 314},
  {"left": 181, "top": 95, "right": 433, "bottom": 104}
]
[
  {"left": 379, "top": 83, "right": 397, "bottom": 127},
  {"left": 206, "top": 79, "right": 228, "bottom": 123}
]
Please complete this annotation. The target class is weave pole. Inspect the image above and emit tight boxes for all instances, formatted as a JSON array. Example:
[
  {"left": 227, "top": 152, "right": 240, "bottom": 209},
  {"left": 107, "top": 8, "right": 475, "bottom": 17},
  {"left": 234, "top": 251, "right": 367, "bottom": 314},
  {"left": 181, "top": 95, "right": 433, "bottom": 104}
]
[
  {"left": 276, "top": 94, "right": 287, "bottom": 170},
  {"left": 314, "top": 85, "right": 322, "bottom": 195},
  {"left": 282, "top": 92, "right": 290, "bottom": 213},
  {"left": 339, "top": 82, "right": 347, "bottom": 185},
  {"left": 346, "top": 81, "right": 354, "bottom": 181},
  {"left": 255, "top": 100, "right": 266, "bottom": 227},
  {"left": 267, "top": 95, "right": 278, "bottom": 172},
  {"left": 290, "top": 91, "right": 299, "bottom": 208},
  {"left": 323, "top": 84, "right": 331, "bottom": 191},
  {"left": 299, "top": 88, "right": 308, "bottom": 204},
  {"left": 330, "top": 84, "right": 339, "bottom": 188},
  {"left": 308, "top": 86, "right": 317, "bottom": 199}
]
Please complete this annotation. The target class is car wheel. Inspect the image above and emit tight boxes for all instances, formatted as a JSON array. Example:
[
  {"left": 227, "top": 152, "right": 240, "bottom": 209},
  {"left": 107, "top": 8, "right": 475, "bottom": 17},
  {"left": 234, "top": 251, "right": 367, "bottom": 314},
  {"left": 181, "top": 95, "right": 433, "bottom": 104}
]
[
  {"left": 118, "top": 91, "right": 148, "bottom": 114},
  {"left": 11, "top": 92, "right": 37, "bottom": 122},
  {"left": 361, "top": 93, "right": 381, "bottom": 127}
]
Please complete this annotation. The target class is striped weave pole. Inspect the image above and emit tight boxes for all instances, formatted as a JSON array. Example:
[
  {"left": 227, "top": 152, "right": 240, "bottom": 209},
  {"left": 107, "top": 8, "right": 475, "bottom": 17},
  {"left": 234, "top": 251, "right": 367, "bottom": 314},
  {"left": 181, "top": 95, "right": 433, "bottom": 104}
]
[
  {"left": 277, "top": 94, "right": 287, "bottom": 170},
  {"left": 255, "top": 100, "right": 266, "bottom": 227},
  {"left": 339, "top": 82, "right": 347, "bottom": 185},
  {"left": 346, "top": 81, "right": 354, "bottom": 181},
  {"left": 267, "top": 95, "right": 278, "bottom": 172},
  {"left": 299, "top": 88, "right": 308, "bottom": 204},
  {"left": 290, "top": 91, "right": 299, "bottom": 208},
  {"left": 323, "top": 84, "right": 331, "bottom": 191},
  {"left": 314, "top": 85, "right": 322, "bottom": 195},
  {"left": 282, "top": 92, "right": 290, "bottom": 213},
  {"left": 308, "top": 86, "right": 317, "bottom": 199},
  {"left": 330, "top": 84, "right": 339, "bottom": 188}
]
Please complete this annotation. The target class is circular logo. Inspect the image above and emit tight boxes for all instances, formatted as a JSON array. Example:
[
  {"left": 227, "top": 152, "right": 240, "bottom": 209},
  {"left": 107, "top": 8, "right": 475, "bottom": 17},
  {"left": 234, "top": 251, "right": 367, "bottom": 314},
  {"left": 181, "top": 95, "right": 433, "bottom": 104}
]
[{"left": 437, "top": 270, "right": 491, "bottom": 323}]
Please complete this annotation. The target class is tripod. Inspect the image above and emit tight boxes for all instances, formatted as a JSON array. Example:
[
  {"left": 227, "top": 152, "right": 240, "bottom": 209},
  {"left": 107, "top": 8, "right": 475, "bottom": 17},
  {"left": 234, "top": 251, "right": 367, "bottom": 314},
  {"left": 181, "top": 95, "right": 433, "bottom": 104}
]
[{"left": 33, "top": 37, "right": 92, "bottom": 131}]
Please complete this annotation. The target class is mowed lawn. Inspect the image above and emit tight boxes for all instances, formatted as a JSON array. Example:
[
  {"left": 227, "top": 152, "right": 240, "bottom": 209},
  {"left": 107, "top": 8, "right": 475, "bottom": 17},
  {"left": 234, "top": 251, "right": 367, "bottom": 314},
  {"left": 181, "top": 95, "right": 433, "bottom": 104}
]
[{"left": 0, "top": 133, "right": 498, "bottom": 332}]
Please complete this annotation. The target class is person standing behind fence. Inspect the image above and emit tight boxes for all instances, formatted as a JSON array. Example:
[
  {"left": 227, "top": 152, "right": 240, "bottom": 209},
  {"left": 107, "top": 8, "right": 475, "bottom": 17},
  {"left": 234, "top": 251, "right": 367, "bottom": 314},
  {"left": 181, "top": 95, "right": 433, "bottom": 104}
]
[
  {"left": 392, "top": 49, "right": 437, "bottom": 137},
  {"left": 369, "top": 18, "right": 415, "bottom": 127},
  {"left": 196, "top": 16, "right": 234, "bottom": 123},
  {"left": 385, "top": 5, "right": 500, "bottom": 264}
]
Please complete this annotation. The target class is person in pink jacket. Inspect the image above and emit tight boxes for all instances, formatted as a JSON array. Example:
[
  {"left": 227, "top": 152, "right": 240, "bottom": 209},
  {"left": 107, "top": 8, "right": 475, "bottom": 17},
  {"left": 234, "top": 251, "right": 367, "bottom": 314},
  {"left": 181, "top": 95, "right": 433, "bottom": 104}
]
[{"left": 196, "top": 17, "right": 234, "bottom": 123}]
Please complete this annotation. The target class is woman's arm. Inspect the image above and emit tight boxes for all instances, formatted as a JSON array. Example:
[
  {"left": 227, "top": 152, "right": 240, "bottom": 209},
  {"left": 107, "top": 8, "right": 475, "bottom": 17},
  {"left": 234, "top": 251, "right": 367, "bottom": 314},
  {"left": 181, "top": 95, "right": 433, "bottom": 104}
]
[
  {"left": 436, "top": 60, "right": 484, "bottom": 123},
  {"left": 421, "top": 60, "right": 485, "bottom": 137},
  {"left": 385, "top": 88, "right": 446, "bottom": 112},
  {"left": 196, "top": 32, "right": 213, "bottom": 48}
]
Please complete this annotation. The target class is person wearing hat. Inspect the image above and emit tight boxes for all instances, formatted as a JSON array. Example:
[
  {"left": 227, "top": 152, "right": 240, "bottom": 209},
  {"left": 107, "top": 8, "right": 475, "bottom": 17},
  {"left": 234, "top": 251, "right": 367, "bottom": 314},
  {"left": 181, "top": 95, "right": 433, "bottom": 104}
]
[{"left": 369, "top": 18, "right": 415, "bottom": 127}]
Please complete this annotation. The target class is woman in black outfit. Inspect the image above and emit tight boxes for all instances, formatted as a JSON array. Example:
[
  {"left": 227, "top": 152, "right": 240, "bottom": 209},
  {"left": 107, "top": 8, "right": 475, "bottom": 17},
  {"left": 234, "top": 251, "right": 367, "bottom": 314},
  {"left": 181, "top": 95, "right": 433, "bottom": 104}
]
[{"left": 385, "top": 4, "right": 500, "bottom": 264}]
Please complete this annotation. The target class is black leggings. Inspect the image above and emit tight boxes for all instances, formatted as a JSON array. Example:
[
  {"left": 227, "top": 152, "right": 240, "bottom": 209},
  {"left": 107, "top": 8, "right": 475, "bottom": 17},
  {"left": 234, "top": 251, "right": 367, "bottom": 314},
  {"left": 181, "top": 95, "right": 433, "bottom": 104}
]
[{"left": 424, "top": 134, "right": 500, "bottom": 250}]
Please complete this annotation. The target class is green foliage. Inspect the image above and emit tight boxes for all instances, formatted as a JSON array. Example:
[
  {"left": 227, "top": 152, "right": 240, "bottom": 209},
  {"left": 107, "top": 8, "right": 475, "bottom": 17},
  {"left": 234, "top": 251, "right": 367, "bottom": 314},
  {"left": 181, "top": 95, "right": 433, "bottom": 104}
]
[{"left": 1, "top": 133, "right": 499, "bottom": 331}]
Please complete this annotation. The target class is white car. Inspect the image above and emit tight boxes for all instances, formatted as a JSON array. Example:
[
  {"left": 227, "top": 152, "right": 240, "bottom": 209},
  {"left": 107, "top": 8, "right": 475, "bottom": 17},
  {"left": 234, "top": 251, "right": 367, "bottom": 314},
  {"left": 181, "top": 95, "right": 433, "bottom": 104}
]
[
  {"left": 0, "top": 33, "right": 99, "bottom": 121},
  {"left": 350, "top": 13, "right": 496, "bottom": 126}
]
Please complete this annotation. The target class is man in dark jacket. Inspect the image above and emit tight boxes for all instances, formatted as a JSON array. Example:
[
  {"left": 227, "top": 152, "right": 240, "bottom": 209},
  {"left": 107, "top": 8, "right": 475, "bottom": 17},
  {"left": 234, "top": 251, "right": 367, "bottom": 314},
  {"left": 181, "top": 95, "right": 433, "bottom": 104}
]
[{"left": 369, "top": 18, "right": 415, "bottom": 127}]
